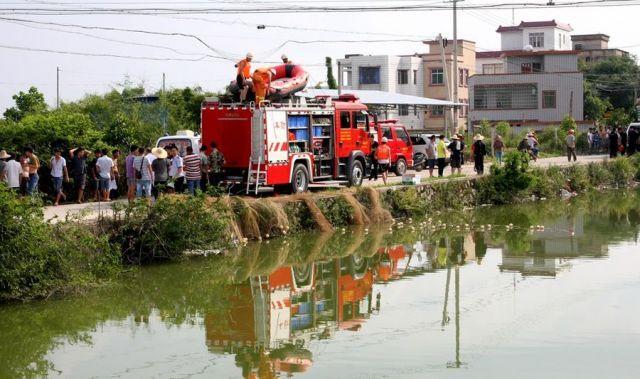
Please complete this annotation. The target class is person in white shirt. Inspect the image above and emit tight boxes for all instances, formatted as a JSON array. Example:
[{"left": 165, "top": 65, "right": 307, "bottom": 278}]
[
  {"left": 4, "top": 152, "right": 22, "bottom": 192},
  {"left": 95, "top": 149, "right": 114, "bottom": 201},
  {"left": 50, "top": 148, "right": 69, "bottom": 206},
  {"left": 168, "top": 146, "right": 185, "bottom": 193}
]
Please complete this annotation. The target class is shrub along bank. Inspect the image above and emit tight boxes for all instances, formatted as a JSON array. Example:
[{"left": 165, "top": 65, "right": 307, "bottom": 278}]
[{"left": 1, "top": 153, "right": 639, "bottom": 302}]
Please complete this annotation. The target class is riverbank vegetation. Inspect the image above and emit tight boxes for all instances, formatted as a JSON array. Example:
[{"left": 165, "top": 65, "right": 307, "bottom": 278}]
[{"left": 1, "top": 155, "right": 640, "bottom": 303}]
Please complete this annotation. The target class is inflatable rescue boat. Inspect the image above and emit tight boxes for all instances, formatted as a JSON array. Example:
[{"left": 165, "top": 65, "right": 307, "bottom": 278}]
[
  {"left": 267, "top": 64, "right": 309, "bottom": 101},
  {"left": 229, "top": 63, "right": 309, "bottom": 103}
]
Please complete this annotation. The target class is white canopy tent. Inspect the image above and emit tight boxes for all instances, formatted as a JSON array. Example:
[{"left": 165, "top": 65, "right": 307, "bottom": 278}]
[{"left": 296, "top": 88, "right": 465, "bottom": 107}]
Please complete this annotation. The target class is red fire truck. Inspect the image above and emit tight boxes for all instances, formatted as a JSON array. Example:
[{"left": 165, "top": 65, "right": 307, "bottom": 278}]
[
  {"left": 373, "top": 120, "right": 414, "bottom": 176},
  {"left": 201, "top": 95, "right": 374, "bottom": 194}
]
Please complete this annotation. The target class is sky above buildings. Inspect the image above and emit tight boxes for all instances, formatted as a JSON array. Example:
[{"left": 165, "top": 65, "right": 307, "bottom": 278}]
[{"left": 0, "top": 0, "right": 639, "bottom": 113}]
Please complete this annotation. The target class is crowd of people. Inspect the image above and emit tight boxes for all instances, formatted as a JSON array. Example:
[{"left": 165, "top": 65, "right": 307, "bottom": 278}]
[
  {"left": 586, "top": 126, "right": 639, "bottom": 158},
  {"left": 0, "top": 141, "right": 225, "bottom": 205}
]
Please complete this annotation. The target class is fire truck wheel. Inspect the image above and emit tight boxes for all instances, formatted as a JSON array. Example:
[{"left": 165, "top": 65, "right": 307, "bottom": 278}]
[
  {"left": 291, "top": 164, "right": 309, "bottom": 193},
  {"left": 395, "top": 158, "right": 407, "bottom": 176},
  {"left": 347, "top": 160, "right": 364, "bottom": 187}
]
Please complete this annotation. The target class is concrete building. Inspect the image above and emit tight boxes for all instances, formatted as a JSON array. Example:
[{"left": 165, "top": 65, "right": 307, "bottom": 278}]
[
  {"left": 470, "top": 20, "right": 587, "bottom": 130},
  {"left": 422, "top": 39, "right": 476, "bottom": 133},
  {"left": 476, "top": 20, "right": 573, "bottom": 75},
  {"left": 496, "top": 20, "right": 573, "bottom": 52},
  {"left": 571, "top": 34, "right": 629, "bottom": 62},
  {"left": 336, "top": 54, "right": 424, "bottom": 129}
]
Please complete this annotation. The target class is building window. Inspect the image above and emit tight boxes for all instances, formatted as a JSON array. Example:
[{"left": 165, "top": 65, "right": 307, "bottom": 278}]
[
  {"left": 496, "top": 89, "right": 511, "bottom": 109},
  {"left": 413, "top": 69, "right": 418, "bottom": 85},
  {"left": 474, "top": 84, "right": 538, "bottom": 110},
  {"left": 359, "top": 66, "right": 380, "bottom": 85},
  {"left": 521, "top": 62, "right": 543, "bottom": 73},
  {"left": 575, "top": 43, "right": 583, "bottom": 51},
  {"left": 459, "top": 99, "right": 468, "bottom": 117},
  {"left": 430, "top": 68, "right": 444, "bottom": 85},
  {"left": 474, "top": 90, "right": 487, "bottom": 109},
  {"left": 457, "top": 69, "right": 469, "bottom": 85},
  {"left": 431, "top": 106, "right": 444, "bottom": 117},
  {"left": 542, "top": 90, "right": 556, "bottom": 109},
  {"left": 397, "top": 69, "right": 409, "bottom": 85},
  {"left": 529, "top": 32, "right": 544, "bottom": 48},
  {"left": 482, "top": 63, "right": 503, "bottom": 74},
  {"left": 398, "top": 104, "right": 409, "bottom": 116}
]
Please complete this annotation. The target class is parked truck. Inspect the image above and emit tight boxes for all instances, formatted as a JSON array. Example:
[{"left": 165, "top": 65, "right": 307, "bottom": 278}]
[
  {"left": 201, "top": 95, "right": 375, "bottom": 193},
  {"left": 374, "top": 120, "right": 413, "bottom": 176}
]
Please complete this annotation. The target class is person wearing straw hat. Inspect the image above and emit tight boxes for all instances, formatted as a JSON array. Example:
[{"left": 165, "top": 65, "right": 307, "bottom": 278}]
[
  {"left": 151, "top": 147, "right": 169, "bottom": 199},
  {"left": 472, "top": 134, "right": 487, "bottom": 175},
  {"left": 0, "top": 149, "right": 8, "bottom": 182}
]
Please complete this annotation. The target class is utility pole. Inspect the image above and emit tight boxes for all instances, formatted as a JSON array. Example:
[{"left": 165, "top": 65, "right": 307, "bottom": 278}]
[
  {"left": 337, "top": 61, "right": 342, "bottom": 96},
  {"left": 438, "top": 33, "right": 451, "bottom": 137},
  {"left": 56, "top": 66, "right": 60, "bottom": 109},
  {"left": 162, "top": 73, "right": 167, "bottom": 135},
  {"left": 452, "top": 0, "right": 462, "bottom": 133}
]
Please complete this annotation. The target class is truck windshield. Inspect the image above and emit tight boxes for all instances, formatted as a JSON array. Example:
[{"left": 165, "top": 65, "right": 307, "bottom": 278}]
[
  {"left": 157, "top": 138, "right": 192, "bottom": 157},
  {"left": 395, "top": 128, "right": 411, "bottom": 144},
  {"left": 382, "top": 127, "right": 393, "bottom": 140}
]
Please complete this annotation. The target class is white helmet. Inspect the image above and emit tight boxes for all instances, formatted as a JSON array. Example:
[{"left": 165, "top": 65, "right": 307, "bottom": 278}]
[
  {"left": 281, "top": 54, "right": 288, "bottom": 60},
  {"left": 381, "top": 137, "right": 388, "bottom": 143},
  {"left": 246, "top": 52, "right": 254, "bottom": 59}
]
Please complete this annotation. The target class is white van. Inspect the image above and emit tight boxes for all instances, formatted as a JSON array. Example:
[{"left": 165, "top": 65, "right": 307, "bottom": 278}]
[{"left": 155, "top": 130, "right": 201, "bottom": 157}]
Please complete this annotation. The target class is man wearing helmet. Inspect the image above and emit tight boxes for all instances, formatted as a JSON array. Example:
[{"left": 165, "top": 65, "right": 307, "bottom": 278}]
[
  {"left": 376, "top": 137, "right": 391, "bottom": 185},
  {"left": 235, "top": 52, "right": 253, "bottom": 102},
  {"left": 281, "top": 54, "right": 291, "bottom": 64}
]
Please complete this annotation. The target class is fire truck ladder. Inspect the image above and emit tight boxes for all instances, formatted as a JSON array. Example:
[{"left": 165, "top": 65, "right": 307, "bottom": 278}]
[{"left": 245, "top": 154, "right": 262, "bottom": 195}]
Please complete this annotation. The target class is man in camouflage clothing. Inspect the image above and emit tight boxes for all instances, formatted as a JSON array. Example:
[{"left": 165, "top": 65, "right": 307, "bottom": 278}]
[{"left": 208, "top": 141, "right": 225, "bottom": 186}]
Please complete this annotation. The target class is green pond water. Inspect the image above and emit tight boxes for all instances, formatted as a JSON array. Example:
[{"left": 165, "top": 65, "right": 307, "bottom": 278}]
[{"left": 2, "top": 191, "right": 640, "bottom": 378}]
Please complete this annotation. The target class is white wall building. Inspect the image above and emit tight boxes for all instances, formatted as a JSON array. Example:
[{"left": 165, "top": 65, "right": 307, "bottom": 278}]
[
  {"left": 337, "top": 54, "right": 424, "bottom": 130},
  {"left": 497, "top": 20, "right": 573, "bottom": 51}
]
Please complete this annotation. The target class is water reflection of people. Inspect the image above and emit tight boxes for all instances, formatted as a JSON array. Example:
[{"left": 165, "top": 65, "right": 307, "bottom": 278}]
[
  {"left": 473, "top": 231, "right": 487, "bottom": 264},
  {"left": 451, "top": 236, "right": 465, "bottom": 264}
]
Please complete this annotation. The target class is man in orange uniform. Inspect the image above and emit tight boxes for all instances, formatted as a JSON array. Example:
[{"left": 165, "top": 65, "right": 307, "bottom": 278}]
[
  {"left": 252, "top": 67, "right": 274, "bottom": 104},
  {"left": 236, "top": 52, "right": 253, "bottom": 102},
  {"left": 376, "top": 137, "right": 391, "bottom": 185}
]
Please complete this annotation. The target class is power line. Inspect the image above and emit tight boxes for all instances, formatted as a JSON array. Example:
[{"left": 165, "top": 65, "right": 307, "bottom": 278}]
[
  {"left": 2, "top": 0, "right": 640, "bottom": 14},
  {"left": 0, "top": 43, "right": 217, "bottom": 61},
  {"left": 0, "top": 16, "right": 237, "bottom": 60}
]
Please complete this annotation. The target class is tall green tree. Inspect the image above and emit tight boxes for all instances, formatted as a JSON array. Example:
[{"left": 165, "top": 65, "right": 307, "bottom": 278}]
[
  {"left": 3, "top": 87, "right": 47, "bottom": 122},
  {"left": 583, "top": 80, "right": 611, "bottom": 121},
  {"left": 326, "top": 57, "right": 338, "bottom": 89},
  {"left": 580, "top": 55, "right": 640, "bottom": 114}
]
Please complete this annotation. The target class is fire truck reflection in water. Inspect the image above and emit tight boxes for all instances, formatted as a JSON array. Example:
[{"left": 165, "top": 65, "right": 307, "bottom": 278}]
[{"left": 204, "top": 256, "right": 376, "bottom": 378}]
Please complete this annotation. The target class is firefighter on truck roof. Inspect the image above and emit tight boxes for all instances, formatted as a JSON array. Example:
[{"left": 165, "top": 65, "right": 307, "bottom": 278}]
[
  {"left": 235, "top": 52, "right": 253, "bottom": 102},
  {"left": 252, "top": 67, "right": 275, "bottom": 104}
]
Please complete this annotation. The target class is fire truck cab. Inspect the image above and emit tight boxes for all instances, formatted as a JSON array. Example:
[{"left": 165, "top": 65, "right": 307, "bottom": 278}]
[
  {"left": 201, "top": 95, "right": 373, "bottom": 193},
  {"left": 372, "top": 120, "right": 414, "bottom": 176}
]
